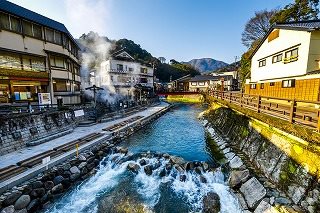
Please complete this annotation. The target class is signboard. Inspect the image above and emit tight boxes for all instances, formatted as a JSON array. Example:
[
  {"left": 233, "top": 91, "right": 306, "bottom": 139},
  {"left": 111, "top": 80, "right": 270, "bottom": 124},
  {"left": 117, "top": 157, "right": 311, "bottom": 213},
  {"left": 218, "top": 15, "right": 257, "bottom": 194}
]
[
  {"left": 74, "top": 109, "right": 85, "bottom": 117},
  {"left": 38, "top": 93, "right": 51, "bottom": 105}
]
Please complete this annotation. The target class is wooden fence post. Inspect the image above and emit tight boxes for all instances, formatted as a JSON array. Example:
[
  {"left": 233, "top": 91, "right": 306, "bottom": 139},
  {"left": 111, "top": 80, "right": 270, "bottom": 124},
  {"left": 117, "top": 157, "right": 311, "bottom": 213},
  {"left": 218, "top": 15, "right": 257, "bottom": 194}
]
[
  {"left": 289, "top": 99, "right": 296, "bottom": 124},
  {"left": 240, "top": 93, "right": 243, "bottom": 107},
  {"left": 317, "top": 110, "right": 320, "bottom": 132},
  {"left": 229, "top": 92, "right": 232, "bottom": 103},
  {"left": 257, "top": 95, "right": 261, "bottom": 113}
]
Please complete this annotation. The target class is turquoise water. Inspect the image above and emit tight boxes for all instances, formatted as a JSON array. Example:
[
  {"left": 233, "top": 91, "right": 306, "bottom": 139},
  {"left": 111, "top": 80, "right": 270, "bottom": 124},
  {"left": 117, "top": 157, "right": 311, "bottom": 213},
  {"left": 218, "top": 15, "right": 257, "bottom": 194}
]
[
  {"left": 45, "top": 103, "right": 241, "bottom": 213},
  {"left": 124, "top": 104, "right": 210, "bottom": 162}
]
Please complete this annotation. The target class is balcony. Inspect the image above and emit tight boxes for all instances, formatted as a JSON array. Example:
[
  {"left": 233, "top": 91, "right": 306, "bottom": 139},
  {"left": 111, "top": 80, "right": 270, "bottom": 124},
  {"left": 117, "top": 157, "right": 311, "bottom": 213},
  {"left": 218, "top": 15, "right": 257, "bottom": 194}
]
[{"left": 108, "top": 69, "right": 129, "bottom": 73}]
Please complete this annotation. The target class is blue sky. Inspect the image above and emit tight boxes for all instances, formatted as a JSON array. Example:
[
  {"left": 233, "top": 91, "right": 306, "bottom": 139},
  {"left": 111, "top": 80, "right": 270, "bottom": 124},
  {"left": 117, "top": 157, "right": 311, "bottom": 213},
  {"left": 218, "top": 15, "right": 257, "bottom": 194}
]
[{"left": 9, "top": 0, "right": 291, "bottom": 63}]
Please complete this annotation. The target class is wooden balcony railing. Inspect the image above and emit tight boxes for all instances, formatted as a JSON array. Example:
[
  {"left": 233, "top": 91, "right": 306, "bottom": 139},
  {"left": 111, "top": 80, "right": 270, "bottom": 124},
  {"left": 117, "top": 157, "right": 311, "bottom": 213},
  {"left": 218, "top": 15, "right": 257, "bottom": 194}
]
[{"left": 209, "top": 90, "right": 320, "bottom": 131}]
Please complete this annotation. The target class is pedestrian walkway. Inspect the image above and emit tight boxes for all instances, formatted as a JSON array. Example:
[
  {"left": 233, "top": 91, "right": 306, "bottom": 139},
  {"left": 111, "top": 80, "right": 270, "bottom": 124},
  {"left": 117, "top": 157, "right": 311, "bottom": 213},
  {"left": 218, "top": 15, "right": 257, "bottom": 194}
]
[{"left": 0, "top": 102, "right": 169, "bottom": 170}]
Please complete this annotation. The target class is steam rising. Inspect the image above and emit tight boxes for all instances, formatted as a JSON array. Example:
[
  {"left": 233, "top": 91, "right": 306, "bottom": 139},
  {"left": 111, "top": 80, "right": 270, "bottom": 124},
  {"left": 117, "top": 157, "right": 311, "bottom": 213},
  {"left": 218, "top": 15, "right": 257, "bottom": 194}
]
[
  {"left": 78, "top": 32, "right": 118, "bottom": 103},
  {"left": 66, "top": 0, "right": 119, "bottom": 103}
]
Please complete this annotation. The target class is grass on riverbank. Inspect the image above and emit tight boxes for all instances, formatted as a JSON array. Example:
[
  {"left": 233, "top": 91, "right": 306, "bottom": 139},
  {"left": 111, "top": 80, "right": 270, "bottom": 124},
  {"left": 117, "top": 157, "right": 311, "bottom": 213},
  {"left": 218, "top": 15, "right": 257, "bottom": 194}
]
[{"left": 205, "top": 96, "right": 320, "bottom": 145}]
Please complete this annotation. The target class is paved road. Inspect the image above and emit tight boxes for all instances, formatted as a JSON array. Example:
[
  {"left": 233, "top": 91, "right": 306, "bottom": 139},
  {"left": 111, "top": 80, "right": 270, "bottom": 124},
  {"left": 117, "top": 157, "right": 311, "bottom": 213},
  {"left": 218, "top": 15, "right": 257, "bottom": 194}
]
[{"left": 0, "top": 102, "right": 169, "bottom": 169}]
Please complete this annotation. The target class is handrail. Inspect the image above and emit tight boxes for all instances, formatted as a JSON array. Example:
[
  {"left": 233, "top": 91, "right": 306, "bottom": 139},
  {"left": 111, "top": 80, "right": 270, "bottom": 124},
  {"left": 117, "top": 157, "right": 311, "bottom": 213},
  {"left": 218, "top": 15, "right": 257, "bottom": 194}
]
[{"left": 209, "top": 90, "right": 320, "bottom": 132}]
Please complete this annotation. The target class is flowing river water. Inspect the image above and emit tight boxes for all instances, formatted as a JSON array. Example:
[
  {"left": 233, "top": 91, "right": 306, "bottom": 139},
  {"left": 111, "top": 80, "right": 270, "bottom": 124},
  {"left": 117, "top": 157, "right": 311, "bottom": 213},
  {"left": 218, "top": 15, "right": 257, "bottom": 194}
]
[{"left": 44, "top": 104, "right": 242, "bottom": 213}]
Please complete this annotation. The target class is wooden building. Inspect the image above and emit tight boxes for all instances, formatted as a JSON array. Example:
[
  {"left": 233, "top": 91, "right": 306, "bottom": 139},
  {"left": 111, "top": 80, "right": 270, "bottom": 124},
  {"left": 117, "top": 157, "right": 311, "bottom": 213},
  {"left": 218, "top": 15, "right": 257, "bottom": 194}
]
[{"left": 246, "top": 20, "right": 320, "bottom": 101}]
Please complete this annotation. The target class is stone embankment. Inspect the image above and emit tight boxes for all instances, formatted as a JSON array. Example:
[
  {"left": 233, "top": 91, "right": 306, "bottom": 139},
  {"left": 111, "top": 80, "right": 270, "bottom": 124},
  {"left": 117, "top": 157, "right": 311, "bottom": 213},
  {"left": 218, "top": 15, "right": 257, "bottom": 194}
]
[
  {"left": 203, "top": 105, "right": 320, "bottom": 213},
  {"left": 0, "top": 144, "right": 221, "bottom": 213},
  {"left": 0, "top": 104, "right": 173, "bottom": 213}
]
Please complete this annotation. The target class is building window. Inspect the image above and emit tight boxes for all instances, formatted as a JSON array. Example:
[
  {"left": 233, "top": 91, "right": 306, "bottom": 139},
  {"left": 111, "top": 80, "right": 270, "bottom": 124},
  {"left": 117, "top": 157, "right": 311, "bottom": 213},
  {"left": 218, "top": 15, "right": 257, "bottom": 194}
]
[
  {"left": 260, "top": 83, "right": 264, "bottom": 89},
  {"left": 250, "top": 84, "right": 257, "bottom": 89},
  {"left": 258, "top": 59, "right": 266, "bottom": 67},
  {"left": 140, "top": 67, "right": 148, "bottom": 74},
  {"left": 73, "top": 66, "right": 80, "bottom": 75},
  {"left": 129, "top": 68, "right": 134, "bottom": 72},
  {"left": 73, "top": 82, "right": 80, "bottom": 91},
  {"left": 10, "top": 16, "right": 21, "bottom": 32},
  {"left": 140, "top": 78, "right": 148, "bottom": 83},
  {"left": 270, "top": 82, "right": 275, "bottom": 86},
  {"left": 198, "top": 82, "right": 205, "bottom": 86},
  {"left": 282, "top": 79, "right": 295, "bottom": 88},
  {"left": 272, "top": 54, "right": 282, "bottom": 63},
  {"left": 53, "top": 79, "right": 70, "bottom": 92},
  {"left": 0, "top": 12, "right": 10, "bottom": 30},
  {"left": 22, "top": 21, "right": 33, "bottom": 37},
  {"left": 55, "top": 31, "right": 62, "bottom": 45},
  {"left": 284, "top": 48, "right": 298, "bottom": 63},
  {"left": 191, "top": 82, "right": 197, "bottom": 86},
  {"left": 0, "top": 52, "right": 21, "bottom": 70},
  {"left": 33, "top": 24, "right": 42, "bottom": 39},
  {"left": 50, "top": 56, "right": 66, "bottom": 68},
  {"left": 45, "top": 28, "right": 54, "bottom": 42},
  {"left": 117, "top": 64, "right": 123, "bottom": 71}
]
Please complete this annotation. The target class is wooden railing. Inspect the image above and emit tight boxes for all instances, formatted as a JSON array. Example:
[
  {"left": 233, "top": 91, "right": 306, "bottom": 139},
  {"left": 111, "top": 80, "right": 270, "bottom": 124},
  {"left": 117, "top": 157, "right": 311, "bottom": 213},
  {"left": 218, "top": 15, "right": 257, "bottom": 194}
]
[{"left": 209, "top": 90, "right": 320, "bottom": 131}]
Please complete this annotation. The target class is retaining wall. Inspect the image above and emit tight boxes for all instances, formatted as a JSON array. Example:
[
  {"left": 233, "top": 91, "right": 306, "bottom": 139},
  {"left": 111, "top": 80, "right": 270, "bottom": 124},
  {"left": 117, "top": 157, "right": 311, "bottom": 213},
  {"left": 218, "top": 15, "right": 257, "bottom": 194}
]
[
  {"left": 204, "top": 103, "right": 320, "bottom": 213},
  {"left": 0, "top": 109, "right": 86, "bottom": 155}
]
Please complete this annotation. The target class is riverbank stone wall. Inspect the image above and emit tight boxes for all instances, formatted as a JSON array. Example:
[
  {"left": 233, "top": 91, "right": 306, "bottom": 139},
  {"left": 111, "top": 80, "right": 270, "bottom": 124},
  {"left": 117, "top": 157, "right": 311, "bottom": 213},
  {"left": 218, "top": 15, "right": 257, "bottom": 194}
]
[
  {"left": 203, "top": 105, "right": 320, "bottom": 213},
  {"left": 0, "top": 109, "right": 86, "bottom": 155}
]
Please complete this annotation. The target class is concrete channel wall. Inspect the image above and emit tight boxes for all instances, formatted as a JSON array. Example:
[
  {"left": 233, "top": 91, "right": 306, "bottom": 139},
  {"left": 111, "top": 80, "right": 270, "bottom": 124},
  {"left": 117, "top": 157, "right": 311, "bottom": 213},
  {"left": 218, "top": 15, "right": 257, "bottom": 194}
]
[
  {"left": 204, "top": 103, "right": 320, "bottom": 213},
  {"left": 0, "top": 104, "right": 172, "bottom": 213}
]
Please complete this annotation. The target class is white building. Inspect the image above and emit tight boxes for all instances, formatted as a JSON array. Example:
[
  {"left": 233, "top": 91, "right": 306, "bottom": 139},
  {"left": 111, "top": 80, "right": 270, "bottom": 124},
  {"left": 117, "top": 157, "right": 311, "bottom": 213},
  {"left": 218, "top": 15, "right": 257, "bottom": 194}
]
[
  {"left": 246, "top": 20, "right": 320, "bottom": 101},
  {"left": 93, "top": 50, "right": 154, "bottom": 99}
]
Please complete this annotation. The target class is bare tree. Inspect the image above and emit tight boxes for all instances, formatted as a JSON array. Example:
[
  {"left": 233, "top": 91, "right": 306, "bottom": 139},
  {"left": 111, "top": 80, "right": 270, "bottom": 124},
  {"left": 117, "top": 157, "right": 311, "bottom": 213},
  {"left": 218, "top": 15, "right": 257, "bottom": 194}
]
[{"left": 241, "top": 10, "right": 277, "bottom": 48}]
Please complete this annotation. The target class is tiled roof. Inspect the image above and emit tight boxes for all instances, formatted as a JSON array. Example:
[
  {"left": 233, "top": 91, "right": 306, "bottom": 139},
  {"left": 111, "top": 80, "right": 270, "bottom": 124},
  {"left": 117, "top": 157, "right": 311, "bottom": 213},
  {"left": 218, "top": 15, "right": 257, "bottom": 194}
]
[
  {"left": 275, "top": 20, "right": 320, "bottom": 31},
  {"left": 0, "top": 0, "right": 70, "bottom": 34},
  {"left": 190, "top": 75, "right": 216, "bottom": 82}
]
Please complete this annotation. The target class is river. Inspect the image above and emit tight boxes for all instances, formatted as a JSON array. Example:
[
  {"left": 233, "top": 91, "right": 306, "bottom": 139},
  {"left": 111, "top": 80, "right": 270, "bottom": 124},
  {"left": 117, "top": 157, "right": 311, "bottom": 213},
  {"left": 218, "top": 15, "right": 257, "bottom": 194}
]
[{"left": 44, "top": 104, "right": 242, "bottom": 213}]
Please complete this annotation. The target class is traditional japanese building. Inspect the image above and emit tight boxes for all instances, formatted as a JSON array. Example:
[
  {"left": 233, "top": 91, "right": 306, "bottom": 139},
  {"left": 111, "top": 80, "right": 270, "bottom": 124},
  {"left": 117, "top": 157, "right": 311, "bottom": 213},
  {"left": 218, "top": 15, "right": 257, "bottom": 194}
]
[
  {"left": 0, "top": 0, "right": 81, "bottom": 104},
  {"left": 94, "top": 50, "right": 154, "bottom": 101},
  {"left": 246, "top": 20, "right": 320, "bottom": 101}
]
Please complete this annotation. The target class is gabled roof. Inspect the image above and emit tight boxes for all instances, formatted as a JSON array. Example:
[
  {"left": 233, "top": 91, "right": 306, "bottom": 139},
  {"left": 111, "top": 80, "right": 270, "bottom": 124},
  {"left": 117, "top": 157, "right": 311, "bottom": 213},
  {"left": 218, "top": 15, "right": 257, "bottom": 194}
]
[
  {"left": 0, "top": 0, "right": 78, "bottom": 48},
  {"left": 172, "top": 74, "right": 192, "bottom": 83},
  {"left": 190, "top": 74, "right": 233, "bottom": 82},
  {"left": 250, "top": 20, "right": 320, "bottom": 59},
  {"left": 111, "top": 49, "right": 135, "bottom": 61},
  {"left": 276, "top": 20, "right": 320, "bottom": 31},
  {"left": 190, "top": 75, "right": 216, "bottom": 82}
]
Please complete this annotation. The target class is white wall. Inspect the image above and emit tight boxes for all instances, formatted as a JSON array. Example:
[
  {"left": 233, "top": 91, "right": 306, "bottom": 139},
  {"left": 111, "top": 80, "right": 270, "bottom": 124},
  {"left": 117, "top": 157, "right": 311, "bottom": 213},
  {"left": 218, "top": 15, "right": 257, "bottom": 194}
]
[
  {"left": 100, "top": 59, "right": 154, "bottom": 88},
  {"left": 251, "top": 29, "right": 311, "bottom": 82}
]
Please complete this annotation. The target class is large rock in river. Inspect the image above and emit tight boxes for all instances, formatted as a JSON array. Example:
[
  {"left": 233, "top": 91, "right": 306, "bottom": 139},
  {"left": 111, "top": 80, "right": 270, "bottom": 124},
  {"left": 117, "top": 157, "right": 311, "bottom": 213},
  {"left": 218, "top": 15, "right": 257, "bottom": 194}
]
[
  {"left": 202, "top": 192, "right": 220, "bottom": 213},
  {"left": 127, "top": 163, "right": 140, "bottom": 173}
]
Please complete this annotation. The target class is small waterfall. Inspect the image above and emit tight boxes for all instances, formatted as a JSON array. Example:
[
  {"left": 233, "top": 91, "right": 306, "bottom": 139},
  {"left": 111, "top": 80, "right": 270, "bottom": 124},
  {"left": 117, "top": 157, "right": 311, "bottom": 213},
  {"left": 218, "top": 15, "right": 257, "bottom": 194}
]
[{"left": 45, "top": 151, "right": 242, "bottom": 213}]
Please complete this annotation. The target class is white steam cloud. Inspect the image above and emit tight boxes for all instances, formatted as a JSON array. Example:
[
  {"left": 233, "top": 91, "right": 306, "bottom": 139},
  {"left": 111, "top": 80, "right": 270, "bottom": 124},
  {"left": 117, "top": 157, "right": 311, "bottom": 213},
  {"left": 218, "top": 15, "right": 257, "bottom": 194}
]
[{"left": 65, "top": 0, "right": 120, "bottom": 103}]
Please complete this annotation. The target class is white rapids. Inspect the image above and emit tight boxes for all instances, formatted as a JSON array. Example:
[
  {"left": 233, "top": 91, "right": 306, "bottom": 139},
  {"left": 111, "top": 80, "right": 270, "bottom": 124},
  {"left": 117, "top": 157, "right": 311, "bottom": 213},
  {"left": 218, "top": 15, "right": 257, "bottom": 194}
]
[{"left": 45, "top": 153, "right": 242, "bottom": 213}]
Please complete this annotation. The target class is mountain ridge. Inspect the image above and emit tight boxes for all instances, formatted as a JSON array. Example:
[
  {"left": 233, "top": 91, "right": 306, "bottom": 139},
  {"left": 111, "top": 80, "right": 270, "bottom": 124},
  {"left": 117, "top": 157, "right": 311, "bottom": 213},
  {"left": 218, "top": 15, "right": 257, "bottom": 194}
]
[{"left": 183, "top": 58, "right": 229, "bottom": 73}]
